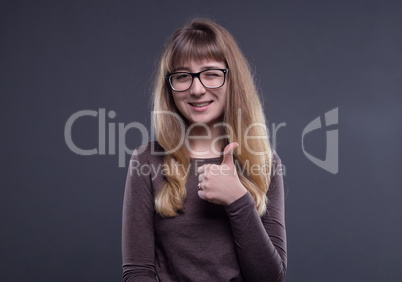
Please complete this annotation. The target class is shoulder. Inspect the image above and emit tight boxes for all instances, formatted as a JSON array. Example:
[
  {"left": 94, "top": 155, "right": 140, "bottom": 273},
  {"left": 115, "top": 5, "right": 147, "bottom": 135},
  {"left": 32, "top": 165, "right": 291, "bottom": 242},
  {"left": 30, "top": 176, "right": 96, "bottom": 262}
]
[
  {"left": 270, "top": 149, "right": 285, "bottom": 180},
  {"left": 130, "top": 141, "right": 165, "bottom": 164},
  {"left": 271, "top": 149, "right": 282, "bottom": 167},
  {"left": 126, "top": 141, "right": 166, "bottom": 188}
]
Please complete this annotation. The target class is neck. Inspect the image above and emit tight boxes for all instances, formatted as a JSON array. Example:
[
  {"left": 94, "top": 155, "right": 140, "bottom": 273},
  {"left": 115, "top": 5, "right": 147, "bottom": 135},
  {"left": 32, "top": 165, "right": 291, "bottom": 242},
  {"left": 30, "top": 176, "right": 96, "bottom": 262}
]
[{"left": 187, "top": 123, "right": 225, "bottom": 158}]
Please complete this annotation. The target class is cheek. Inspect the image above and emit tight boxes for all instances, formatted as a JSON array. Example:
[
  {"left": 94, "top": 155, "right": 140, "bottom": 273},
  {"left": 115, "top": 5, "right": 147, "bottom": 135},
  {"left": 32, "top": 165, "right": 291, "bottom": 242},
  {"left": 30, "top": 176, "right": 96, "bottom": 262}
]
[
  {"left": 219, "top": 89, "right": 228, "bottom": 106},
  {"left": 172, "top": 96, "right": 184, "bottom": 109},
  {"left": 172, "top": 96, "right": 188, "bottom": 117},
  {"left": 216, "top": 93, "right": 227, "bottom": 115}
]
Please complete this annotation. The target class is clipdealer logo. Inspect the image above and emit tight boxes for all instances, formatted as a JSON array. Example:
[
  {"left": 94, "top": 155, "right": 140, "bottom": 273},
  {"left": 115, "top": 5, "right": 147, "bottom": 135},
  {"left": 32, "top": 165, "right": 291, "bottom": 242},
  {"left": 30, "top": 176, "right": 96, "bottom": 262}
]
[
  {"left": 64, "top": 107, "right": 339, "bottom": 174},
  {"left": 64, "top": 108, "right": 148, "bottom": 167},
  {"left": 302, "top": 108, "right": 339, "bottom": 174}
]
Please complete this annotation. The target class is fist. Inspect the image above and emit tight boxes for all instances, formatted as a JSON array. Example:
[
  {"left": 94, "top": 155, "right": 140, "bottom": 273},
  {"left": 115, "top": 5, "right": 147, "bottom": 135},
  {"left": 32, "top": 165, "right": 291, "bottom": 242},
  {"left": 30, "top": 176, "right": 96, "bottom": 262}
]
[{"left": 197, "top": 142, "right": 247, "bottom": 205}]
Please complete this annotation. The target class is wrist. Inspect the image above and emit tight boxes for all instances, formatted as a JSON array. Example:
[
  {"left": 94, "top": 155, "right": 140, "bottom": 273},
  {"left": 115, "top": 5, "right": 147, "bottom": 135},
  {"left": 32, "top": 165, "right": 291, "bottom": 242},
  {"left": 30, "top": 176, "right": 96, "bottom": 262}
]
[{"left": 226, "top": 184, "right": 247, "bottom": 206}]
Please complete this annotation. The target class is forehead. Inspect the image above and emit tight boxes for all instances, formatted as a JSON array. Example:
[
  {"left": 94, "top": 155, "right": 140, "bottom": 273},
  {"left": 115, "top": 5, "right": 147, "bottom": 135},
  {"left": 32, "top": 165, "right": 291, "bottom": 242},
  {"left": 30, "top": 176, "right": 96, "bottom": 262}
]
[{"left": 173, "top": 59, "right": 226, "bottom": 72}]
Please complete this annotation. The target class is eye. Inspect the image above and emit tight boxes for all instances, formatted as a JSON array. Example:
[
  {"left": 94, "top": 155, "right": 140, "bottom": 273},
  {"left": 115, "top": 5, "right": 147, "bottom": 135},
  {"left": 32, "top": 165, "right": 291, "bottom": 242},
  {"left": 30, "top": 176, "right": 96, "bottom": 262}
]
[
  {"left": 173, "top": 73, "right": 191, "bottom": 81},
  {"left": 202, "top": 70, "right": 223, "bottom": 79}
]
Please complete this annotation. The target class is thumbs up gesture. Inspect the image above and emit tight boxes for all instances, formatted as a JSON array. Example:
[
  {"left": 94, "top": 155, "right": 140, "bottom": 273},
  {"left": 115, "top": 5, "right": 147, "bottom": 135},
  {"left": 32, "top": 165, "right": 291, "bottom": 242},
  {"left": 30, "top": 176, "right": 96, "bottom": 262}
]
[{"left": 197, "top": 142, "right": 247, "bottom": 205}]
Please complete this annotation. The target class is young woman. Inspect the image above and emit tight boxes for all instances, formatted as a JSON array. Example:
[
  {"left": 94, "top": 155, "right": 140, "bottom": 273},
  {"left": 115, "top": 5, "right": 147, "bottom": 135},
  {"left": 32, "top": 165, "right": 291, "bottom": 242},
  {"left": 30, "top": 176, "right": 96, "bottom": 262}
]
[{"left": 122, "top": 18, "right": 287, "bottom": 281}]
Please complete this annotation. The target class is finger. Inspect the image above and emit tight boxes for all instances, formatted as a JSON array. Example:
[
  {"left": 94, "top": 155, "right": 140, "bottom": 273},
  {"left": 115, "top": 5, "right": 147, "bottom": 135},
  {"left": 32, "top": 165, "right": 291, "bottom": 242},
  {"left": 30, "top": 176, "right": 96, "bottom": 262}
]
[
  {"left": 198, "top": 183, "right": 205, "bottom": 199},
  {"left": 197, "top": 164, "right": 206, "bottom": 174},
  {"left": 221, "top": 142, "right": 239, "bottom": 166},
  {"left": 198, "top": 173, "right": 204, "bottom": 183},
  {"left": 197, "top": 164, "right": 211, "bottom": 175}
]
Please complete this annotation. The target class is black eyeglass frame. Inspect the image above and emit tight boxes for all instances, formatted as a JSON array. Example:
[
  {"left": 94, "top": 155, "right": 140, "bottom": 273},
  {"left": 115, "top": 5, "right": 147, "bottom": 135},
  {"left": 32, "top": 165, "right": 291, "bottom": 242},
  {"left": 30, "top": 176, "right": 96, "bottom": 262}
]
[{"left": 166, "top": 68, "right": 229, "bottom": 92}]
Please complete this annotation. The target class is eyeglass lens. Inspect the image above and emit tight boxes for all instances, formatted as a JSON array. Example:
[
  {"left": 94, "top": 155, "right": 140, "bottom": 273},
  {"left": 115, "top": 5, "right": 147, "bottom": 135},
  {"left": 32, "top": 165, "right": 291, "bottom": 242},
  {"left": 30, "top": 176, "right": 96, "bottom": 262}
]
[{"left": 169, "top": 69, "right": 225, "bottom": 91}]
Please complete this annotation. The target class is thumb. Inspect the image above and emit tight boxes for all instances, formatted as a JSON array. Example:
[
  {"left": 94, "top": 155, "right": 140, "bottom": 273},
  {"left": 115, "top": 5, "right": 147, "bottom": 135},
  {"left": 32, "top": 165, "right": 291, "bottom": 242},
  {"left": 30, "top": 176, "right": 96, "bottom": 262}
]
[{"left": 221, "top": 142, "right": 239, "bottom": 166}]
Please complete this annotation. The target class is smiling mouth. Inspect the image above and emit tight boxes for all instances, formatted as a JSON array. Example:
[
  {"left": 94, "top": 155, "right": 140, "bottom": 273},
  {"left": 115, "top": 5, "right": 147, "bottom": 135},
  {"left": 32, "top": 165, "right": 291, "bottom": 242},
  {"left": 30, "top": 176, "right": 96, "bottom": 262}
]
[{"left": 189, "top": 101, "right": 213, "bottom": 107}]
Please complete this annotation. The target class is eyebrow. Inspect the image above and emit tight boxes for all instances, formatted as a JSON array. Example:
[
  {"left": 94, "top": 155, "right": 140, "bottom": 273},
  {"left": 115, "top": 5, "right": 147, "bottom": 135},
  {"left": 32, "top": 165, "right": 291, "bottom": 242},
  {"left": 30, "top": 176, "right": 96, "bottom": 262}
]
[{"left": 173, "top": 65, "right": 223, "bottom": 72}]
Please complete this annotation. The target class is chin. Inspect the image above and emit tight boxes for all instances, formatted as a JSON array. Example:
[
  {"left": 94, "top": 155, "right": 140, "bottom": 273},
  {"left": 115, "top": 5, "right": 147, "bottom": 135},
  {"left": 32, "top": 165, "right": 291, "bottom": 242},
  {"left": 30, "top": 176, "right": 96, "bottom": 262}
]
[{"left": 190, "top": 116, "right": 220, "bottom": 126}]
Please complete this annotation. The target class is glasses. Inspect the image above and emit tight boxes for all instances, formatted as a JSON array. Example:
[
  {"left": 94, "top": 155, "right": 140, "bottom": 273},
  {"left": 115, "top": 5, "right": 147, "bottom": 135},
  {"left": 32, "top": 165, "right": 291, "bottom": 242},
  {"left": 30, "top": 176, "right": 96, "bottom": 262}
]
[{"left": 166, "top": 69, "right": 229, "bottom": 92}]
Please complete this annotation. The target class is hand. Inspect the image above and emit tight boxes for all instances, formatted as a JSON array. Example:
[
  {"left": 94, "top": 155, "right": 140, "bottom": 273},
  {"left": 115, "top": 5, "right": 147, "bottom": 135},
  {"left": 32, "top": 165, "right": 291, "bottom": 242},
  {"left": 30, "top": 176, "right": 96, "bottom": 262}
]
[{"left": 197, "top": 142, "right": 247, "bottom": 205}]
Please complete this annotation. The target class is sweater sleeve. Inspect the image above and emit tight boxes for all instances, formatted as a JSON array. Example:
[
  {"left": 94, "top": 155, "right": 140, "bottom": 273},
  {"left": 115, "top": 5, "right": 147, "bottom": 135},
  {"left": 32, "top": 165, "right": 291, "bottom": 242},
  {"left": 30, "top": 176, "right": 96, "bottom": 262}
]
[
  {"left": 224, "top": 152, "right": 287, "bottom": 282},
  {"left": 122, "top": 149, "right": 158, "bottom": 282}
]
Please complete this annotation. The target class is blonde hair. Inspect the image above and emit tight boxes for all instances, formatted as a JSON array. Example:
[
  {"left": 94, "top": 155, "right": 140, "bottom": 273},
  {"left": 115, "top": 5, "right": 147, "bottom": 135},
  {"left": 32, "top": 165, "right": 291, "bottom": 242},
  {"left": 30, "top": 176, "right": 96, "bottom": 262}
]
[{"left": 153, "top": 18, "right": 273, "bottom": 217}]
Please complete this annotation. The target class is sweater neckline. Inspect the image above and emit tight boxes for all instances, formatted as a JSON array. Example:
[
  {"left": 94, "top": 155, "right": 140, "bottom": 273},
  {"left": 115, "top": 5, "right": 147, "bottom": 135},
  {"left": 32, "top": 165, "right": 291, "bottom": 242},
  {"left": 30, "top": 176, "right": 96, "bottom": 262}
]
[{"left": 190, "top": 156, "right": 223, "bottom": 162}]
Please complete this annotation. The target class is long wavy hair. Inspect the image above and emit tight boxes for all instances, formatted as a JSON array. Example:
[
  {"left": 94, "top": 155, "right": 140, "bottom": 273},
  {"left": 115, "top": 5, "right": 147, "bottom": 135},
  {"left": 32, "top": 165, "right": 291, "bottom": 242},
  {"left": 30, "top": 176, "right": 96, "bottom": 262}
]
[{"left": 153, "top": 18, "right": 273, "bottom": 217}]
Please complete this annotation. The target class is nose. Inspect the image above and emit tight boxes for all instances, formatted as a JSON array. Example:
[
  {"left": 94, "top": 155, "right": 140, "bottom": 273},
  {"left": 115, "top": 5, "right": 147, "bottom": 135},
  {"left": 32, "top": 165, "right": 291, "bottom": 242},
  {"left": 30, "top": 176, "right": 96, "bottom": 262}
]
[{"left": 190, "top": 77, "right": 206, "bottom": 96}]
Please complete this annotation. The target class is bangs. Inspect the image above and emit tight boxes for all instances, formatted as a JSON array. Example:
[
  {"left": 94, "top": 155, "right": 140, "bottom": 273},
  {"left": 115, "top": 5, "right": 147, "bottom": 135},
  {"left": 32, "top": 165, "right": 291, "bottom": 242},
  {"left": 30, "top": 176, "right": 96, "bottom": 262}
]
[{"left": 167, "top": 29, "right": 226, "bottom": 72}]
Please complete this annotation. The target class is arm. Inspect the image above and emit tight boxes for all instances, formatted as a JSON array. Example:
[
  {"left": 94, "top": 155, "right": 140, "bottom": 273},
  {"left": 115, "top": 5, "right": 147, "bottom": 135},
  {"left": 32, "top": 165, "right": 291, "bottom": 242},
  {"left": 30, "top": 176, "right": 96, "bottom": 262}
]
[
  {"left": 122, "top": 150, "right": 158, "bottom": 282},
  {"left": 224, "top": 153, "right": 287, "bottom": 281}
]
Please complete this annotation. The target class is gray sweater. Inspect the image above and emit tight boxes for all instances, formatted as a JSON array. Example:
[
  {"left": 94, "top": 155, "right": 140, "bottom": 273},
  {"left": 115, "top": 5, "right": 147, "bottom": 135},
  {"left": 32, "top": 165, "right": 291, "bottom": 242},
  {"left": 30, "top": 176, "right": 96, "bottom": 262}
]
[{"left": 122, "top": 142, "right": 287, "bottom": 281}]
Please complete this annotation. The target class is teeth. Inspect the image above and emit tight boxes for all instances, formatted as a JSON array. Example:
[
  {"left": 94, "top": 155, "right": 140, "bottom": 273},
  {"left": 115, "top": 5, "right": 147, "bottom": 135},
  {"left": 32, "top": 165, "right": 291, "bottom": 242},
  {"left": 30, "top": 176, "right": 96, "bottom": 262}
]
[{"left": 191, "top": 102, "right": 211, "bottom": 107}]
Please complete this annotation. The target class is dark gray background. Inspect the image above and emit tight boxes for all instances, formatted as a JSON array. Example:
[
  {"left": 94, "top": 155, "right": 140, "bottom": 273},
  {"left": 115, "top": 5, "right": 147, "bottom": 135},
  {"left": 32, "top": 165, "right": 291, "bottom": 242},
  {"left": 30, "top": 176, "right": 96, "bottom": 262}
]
[{"left": 1, "top": 0, "right": 401, "bottom": 281}]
